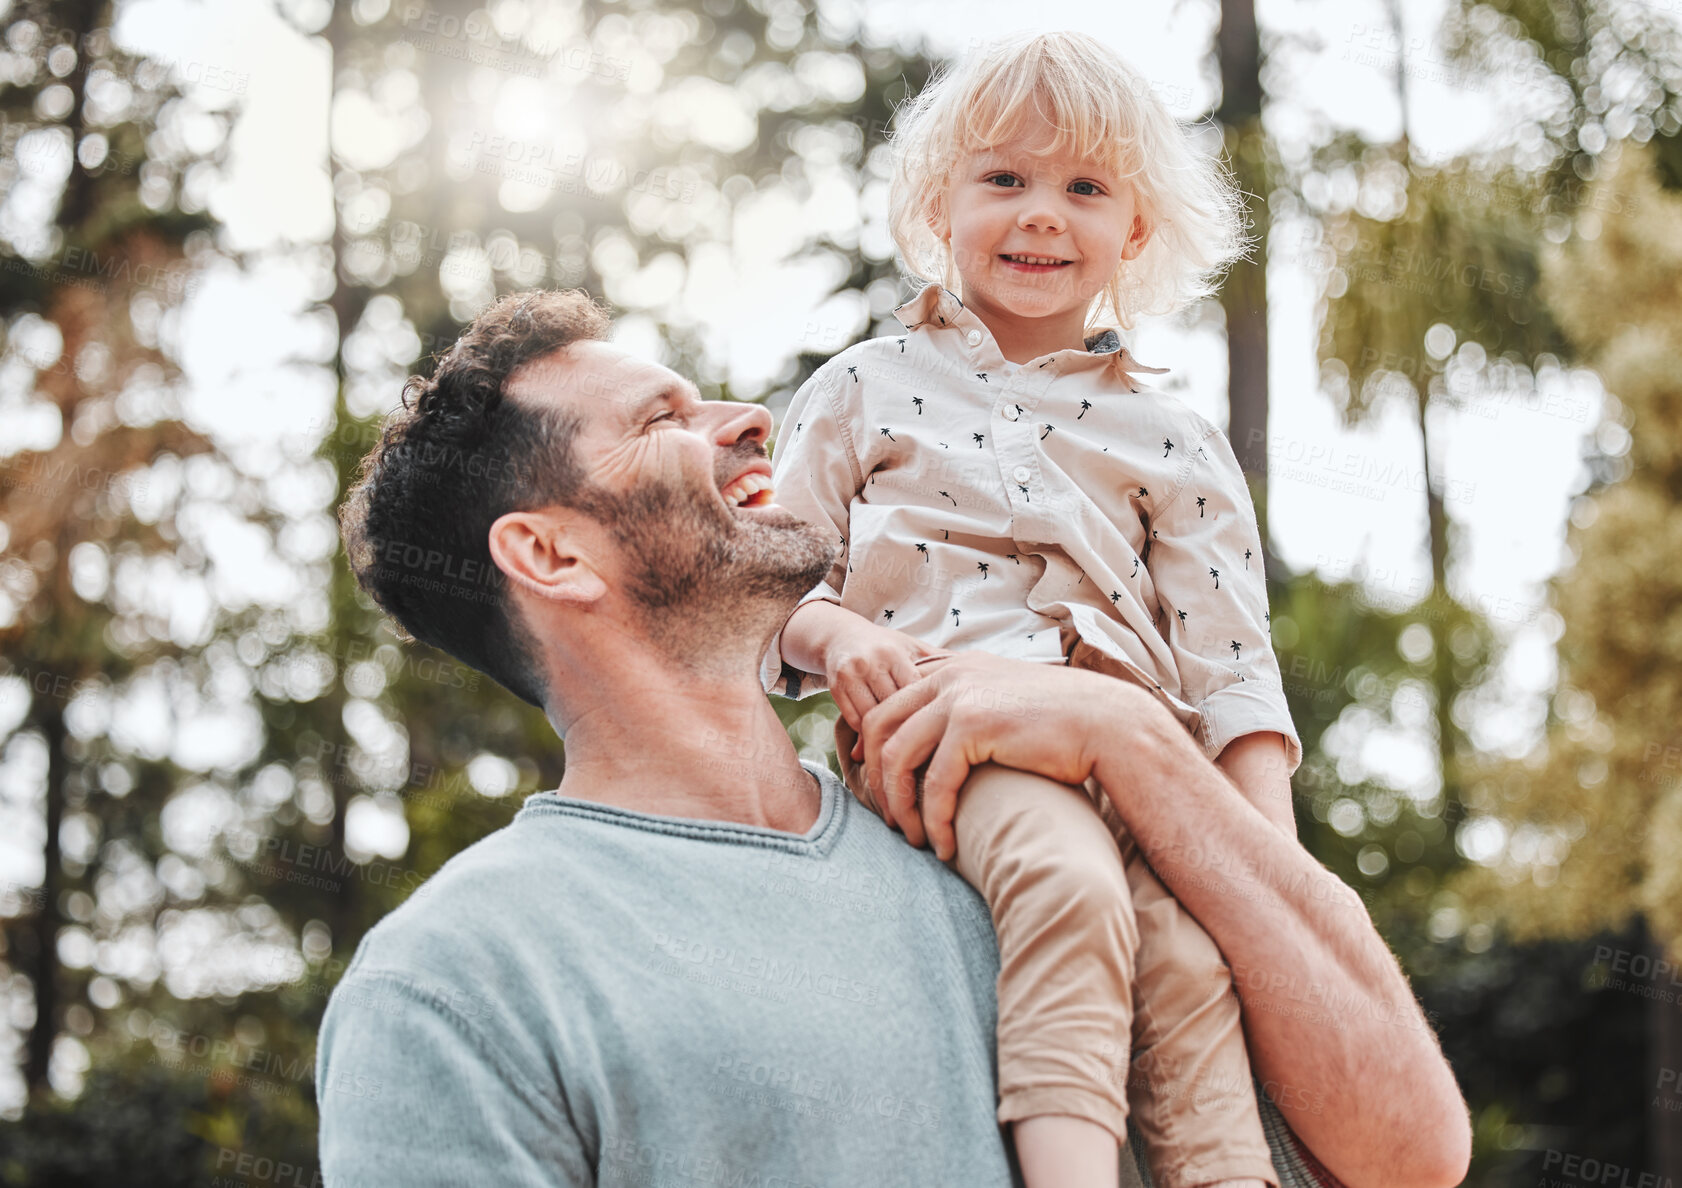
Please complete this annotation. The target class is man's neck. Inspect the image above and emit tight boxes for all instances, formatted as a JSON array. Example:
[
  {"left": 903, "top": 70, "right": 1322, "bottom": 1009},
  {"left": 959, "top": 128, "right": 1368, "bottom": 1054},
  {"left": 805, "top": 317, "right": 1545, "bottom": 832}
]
[{"left": 553, "top": 670, "right": 821, "bottom": 835}]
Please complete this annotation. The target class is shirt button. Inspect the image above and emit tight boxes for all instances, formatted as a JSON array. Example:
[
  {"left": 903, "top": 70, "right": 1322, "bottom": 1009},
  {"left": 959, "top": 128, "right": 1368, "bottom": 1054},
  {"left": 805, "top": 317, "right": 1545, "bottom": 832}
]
[
  {"left": 1001, "top": 406, "right": 1018, "bottom": 421},
  {"left": 966, "top": 329, "right": 983, "bottom": 347},
  {"left": 1012, "top": 466, "right": 1031, "bottom": 484}
]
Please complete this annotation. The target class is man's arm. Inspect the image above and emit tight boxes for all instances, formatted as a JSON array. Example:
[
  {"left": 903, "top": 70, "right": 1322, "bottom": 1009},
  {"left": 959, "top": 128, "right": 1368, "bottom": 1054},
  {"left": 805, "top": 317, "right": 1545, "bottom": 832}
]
[
  {"left": 317, "top": 966, "right": 593, "bottom": 1187},
  {"left": 856, "top": 654, "right": 1472, "bottom": 1188}
]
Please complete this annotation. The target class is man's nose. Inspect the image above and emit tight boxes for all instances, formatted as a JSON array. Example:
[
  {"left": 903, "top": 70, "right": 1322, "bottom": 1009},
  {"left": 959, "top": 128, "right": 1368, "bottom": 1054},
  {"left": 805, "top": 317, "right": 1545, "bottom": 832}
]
[{"left": 708, "top": 399, "right": 771, "bottom": 447}]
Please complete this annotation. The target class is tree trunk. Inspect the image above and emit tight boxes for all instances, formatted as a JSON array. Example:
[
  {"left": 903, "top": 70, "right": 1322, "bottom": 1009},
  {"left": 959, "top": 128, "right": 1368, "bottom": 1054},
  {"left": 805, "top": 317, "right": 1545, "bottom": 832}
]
[
  {"left": 1651, "top": 929, "right": 1682, "bottom": 1180},
  {"left": 24, "top": 703, "right": 67, "bottom": 1096},
  {"left": 1216, "top": 0, "right": 1276, "bottom": 579}
]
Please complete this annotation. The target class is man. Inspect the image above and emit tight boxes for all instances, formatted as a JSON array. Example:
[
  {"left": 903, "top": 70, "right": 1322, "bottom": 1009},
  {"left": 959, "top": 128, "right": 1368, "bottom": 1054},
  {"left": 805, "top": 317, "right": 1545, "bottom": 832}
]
[{"left": 320, "top": 289, "right": 1471, "bottom": 1187}]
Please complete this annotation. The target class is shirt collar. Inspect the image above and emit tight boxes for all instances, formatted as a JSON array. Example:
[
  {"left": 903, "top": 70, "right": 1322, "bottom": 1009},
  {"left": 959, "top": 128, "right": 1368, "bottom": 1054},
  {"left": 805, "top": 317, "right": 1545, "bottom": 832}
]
[{"left": 891, "top": 284, "right": 1169, "bottom": 393}]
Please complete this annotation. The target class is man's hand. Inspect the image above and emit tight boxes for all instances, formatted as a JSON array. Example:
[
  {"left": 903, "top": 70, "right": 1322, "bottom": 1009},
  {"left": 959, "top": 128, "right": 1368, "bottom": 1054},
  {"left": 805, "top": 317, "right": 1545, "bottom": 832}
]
[{"left": 855, "top": 652, "right": 1154, "bottom": 861}]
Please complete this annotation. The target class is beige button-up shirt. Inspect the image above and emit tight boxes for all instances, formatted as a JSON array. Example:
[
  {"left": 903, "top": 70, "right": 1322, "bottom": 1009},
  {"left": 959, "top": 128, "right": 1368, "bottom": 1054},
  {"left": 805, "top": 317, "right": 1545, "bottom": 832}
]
[{"left": 762, "top": 283, "right": 1302, "bottom": 775}]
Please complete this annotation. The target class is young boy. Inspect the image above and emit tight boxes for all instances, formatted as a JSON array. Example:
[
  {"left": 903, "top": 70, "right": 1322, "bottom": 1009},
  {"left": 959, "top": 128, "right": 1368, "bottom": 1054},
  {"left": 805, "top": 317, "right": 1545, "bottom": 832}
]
[{"left": 760, "top": 31, "right": 1303, "bottom": 1188}]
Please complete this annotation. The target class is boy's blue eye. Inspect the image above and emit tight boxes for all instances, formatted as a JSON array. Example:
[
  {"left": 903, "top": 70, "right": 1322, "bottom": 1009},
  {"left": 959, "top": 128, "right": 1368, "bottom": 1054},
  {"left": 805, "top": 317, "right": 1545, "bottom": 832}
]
[
  {"left": 986, "top": 173, "right": 1023, "bottom": 188},
  {"left": 1070, "top": 180, "right": 1103, "bottom": 196}
]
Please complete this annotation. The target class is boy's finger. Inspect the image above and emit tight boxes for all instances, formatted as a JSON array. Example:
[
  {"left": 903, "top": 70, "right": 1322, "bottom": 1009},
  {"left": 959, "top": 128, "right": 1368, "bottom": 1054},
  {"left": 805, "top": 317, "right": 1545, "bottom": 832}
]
[
  {"left": 888, "top": 653, "right": 922, "bottom": 691},
  {"left": 866, "top": 666, "right": 900, "bottom": 708},
  {"left": 832, "top": 687, "right": 860, "bottom": 734}
]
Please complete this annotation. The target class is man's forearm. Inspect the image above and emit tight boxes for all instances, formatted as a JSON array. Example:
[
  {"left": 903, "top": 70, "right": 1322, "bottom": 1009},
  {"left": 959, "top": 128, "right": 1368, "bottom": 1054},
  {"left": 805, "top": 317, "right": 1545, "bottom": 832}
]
[{"left": 1092, "top": 706, "right": 1471, "bottom": 1188}]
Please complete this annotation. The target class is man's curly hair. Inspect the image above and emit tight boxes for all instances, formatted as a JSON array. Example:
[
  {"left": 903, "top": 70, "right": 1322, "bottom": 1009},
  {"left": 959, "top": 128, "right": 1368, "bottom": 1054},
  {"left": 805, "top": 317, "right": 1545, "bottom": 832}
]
[{"left": 339, "top": 289, "right": 613, "bottom": 708}]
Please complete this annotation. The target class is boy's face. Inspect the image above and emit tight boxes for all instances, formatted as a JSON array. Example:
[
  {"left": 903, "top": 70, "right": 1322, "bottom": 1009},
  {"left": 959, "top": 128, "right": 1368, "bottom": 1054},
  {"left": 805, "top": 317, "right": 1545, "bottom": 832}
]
[{"left": 937, "top": 107, "right": 1149, "bottom": 334}]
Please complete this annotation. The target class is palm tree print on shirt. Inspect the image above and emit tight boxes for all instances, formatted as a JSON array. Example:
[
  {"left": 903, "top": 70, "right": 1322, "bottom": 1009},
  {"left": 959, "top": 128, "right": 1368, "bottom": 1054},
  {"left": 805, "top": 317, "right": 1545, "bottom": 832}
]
[
  {"left": 880, "top": 427, "right": 896, "bottom": 442},
  {"left": 1078, "top": 399, "right": 1091, "bottom": 419},
  {"left": 915, "top": 543, "right": 929, "bottom": 562},
  {"left": 1209, "top": 567, "right": 1220, "bottom": 589},
  {"left": 1163, "top": 436, "right": 1174, "bottom": 458}
]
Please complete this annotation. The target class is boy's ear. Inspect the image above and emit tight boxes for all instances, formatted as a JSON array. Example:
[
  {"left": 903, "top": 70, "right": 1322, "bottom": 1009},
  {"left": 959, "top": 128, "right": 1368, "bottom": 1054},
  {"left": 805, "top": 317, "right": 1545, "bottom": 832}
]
[
  {"left": 1120, "top": 214, "right": 1154, "bottom": 261},
  {"left": 925, "top": 198, "right": 950, "bottom": 241},
  {"left": 488, "top": 509, "right": 608, "bottom": 607}
]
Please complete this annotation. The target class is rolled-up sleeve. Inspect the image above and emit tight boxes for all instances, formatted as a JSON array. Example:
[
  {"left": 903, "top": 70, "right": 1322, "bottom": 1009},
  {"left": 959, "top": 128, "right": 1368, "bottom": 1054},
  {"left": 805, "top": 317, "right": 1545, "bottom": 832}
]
[
  {"left": 759, "top": 362, "right": 865, "bottom": 698},
  {"left": 1147, "top": 422, "right": 1303, "bottom": 775}
]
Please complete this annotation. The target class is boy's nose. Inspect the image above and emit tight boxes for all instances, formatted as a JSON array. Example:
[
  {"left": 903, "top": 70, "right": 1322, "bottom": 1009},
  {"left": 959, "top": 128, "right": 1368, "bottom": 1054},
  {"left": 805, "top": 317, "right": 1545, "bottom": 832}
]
[{"left": 1017, "top": 203, "right": 1066, "bottom": 233}]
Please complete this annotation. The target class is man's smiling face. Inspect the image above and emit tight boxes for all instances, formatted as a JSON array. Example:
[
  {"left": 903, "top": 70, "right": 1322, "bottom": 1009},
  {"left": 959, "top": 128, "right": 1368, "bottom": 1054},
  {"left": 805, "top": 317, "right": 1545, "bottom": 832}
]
[{"left": 506, "top": 340, "right": 835, "bottom": 628}]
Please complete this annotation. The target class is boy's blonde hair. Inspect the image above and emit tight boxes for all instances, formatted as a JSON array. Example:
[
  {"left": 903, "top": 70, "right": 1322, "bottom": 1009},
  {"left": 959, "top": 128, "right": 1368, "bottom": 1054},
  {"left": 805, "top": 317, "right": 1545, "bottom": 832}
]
[{"left": 888, "top": 31, "right": 1252, "bottom": 330}]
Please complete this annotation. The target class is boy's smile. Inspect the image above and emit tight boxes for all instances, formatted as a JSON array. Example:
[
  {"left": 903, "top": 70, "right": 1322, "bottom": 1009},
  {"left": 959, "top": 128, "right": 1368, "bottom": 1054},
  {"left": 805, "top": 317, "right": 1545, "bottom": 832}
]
[{"left": 937, "top": 107, "right": 1150, "bottom": 361}]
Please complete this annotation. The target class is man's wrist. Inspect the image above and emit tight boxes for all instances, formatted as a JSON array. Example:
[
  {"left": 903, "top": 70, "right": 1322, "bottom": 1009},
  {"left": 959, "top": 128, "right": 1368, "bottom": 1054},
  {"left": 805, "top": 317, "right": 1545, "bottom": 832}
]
[{"left": 1084, "top": 681, "right": 1184, "bottom": 822}]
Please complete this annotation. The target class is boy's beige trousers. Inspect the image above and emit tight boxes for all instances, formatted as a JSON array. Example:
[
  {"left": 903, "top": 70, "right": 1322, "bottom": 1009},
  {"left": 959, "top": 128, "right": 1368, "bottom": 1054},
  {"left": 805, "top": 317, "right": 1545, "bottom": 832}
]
[{"left": 834, "top": 662, "right": 1277, "bottom": 1188}]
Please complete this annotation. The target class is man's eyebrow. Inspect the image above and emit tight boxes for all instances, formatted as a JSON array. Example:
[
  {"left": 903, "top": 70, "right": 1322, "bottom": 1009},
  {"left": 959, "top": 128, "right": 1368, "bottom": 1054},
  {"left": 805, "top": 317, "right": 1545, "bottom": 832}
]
[{"left": 626, "top": 379, "right": 702, "bottom": 422}]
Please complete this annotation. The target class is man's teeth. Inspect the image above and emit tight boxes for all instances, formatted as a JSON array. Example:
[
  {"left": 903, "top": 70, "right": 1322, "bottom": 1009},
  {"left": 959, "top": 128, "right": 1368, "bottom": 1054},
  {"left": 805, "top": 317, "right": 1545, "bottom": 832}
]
[
  {"left": 1004, "top": 254, "right": 1068, "bottom": 265},
  {"left": 722, "top": 472, "right": 773, "bottom": 507}
]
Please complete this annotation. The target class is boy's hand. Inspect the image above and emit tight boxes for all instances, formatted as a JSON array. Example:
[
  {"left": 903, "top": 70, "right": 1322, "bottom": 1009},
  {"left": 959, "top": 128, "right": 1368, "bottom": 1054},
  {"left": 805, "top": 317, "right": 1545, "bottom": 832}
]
[{"left": 823, "top": 617, "right": 948, "bottom": 745}]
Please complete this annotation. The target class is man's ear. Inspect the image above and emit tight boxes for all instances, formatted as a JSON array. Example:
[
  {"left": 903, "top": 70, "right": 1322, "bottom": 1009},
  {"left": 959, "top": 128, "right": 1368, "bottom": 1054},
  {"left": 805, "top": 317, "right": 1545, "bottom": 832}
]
[
  {"left": 488, "top": 510, "right": 608, "bottom": 606},
  {"left": 1120, "top": 213, "right": 1155, "bottom": 262}
]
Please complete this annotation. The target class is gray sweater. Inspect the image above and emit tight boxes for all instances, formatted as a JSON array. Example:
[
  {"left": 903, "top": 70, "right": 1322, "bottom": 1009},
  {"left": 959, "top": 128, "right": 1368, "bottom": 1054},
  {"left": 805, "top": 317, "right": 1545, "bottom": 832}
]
[{"left": 315, "top": 762, "right": 1332, "bottom": 1187}]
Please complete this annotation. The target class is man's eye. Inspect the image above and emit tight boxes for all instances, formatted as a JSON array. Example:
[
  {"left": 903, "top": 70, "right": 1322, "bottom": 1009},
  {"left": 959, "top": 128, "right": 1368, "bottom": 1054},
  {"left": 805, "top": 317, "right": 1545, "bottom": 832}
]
[
  {"left": 648, "top": 411, "right": 676, "bottom": 427},
  {"left": 1069, "top": 180, "right": 1103, "bottom": 196}
]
